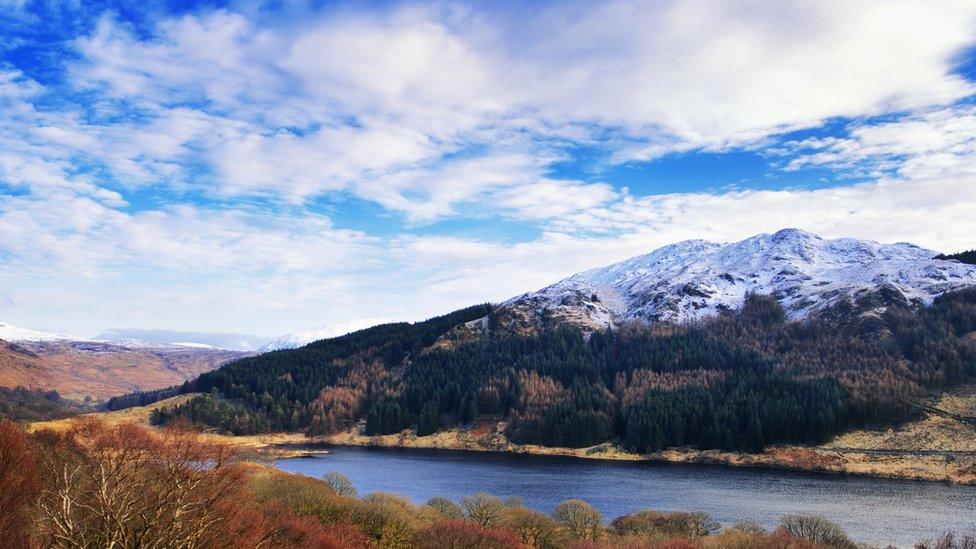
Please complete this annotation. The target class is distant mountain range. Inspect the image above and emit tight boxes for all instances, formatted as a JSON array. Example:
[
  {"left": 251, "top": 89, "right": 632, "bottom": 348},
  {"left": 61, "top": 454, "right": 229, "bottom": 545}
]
[
  {"left": 0, "top": 321, "right": 249, "bottom": 401},
  {"left": 94, "top": 328, "right": 272, "bottom": 352},
  {"left": 0, "top": 317, "right": 399, "bottom": 402}
]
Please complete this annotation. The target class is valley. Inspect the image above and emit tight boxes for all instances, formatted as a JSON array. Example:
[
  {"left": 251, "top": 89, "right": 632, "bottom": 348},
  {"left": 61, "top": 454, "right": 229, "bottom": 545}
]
[
  {"left": 0, "top": 334, "right": 247, "bottom": 403},
  {"left": 11, "top": 230, "right": 976, "bottom": 548},
  {"left": 116, "top": 231, "right": 976, "bottom": 471}
]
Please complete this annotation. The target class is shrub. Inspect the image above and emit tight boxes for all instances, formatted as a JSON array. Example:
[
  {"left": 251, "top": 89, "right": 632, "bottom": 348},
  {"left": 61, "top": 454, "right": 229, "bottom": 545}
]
[
  {"left": 323, "top": 471, "right": 357, "bottom": 497},
  {"left": 352, "top": 492, "right": 422, "bottom": 542},
  {"left": 463, "top": 492, "right": 506, "bottom": 527},
  {"left": 553, "top": 499, "right": 603, "bottom": 540},
  {"left": 915, "top": 532, "right": 976, "bottom": 549},
  {"left": 427, "top": 497, "right": 465, "bottom": 519},
  {"left": 251, "top": 470, "right": 353, "bottom": 525},
  {"left": 612, "top": 510, "right": 718, "bottom": 538},
  {"left": 417, "top": 519, "right": 525, "bottom": 549},
  {"left": 779, "top": 515, "right": 855, "bottom": 548},
  {"left": 656, "top": 539, "right": 701, "bottom": 549},
  {"left": 727, "top": 522, "right": 766, "bottom": 536},
  {"left": 756, "top": 530, "right": 819, "bottom": 549},
  {"left": 503, "top": 506, "right": 565, "bottom": 548}
]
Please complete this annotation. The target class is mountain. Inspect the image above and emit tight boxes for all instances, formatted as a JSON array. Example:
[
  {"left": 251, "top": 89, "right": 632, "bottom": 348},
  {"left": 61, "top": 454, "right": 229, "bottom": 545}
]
[
  {"left": 117, "top": 230, "right": 976, "bottom": 456},
  {"left": 0, "top": 338, "right": 249, "bottom": 401},
  {"left": 0, "top": 321, "right": 251, "bottom": 401},
  {"left": 0, "top": 320, "right": 86, "bottom": 343},
  {"left": 476, "top": 229, "right": 976, "bottom": 337},
  {"left": 94, "top": 329, "right": 271, "bottom": 352},
  {"left": 259, "top": 318, "right": 394, "bottom": 351}
]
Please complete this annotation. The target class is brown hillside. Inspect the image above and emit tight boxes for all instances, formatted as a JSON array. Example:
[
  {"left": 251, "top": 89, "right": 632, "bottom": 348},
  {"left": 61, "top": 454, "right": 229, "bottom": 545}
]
[{"left": 0, "top": 339, "right": 246, "bottom": 402}]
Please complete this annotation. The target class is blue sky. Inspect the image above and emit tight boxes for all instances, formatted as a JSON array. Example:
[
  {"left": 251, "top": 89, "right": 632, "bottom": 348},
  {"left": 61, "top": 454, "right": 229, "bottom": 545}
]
[{"left": 1, "top": 0, "right": 975, "bottom": 339}]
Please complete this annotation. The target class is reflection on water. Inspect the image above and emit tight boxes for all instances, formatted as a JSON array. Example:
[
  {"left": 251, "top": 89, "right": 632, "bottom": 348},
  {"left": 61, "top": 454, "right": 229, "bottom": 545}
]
[{"left": 275, "top": 445, "right": 976, "bottom": 548}]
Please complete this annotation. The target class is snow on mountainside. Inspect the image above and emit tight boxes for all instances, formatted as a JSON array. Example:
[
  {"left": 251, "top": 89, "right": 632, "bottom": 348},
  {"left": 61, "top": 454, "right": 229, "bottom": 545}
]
[
  {"left": 0, "top": 321, "right": 229, "bottom": 350},
  {"left": 490, "top": 229, "right": 976, "bottom": 334},
  {"left": 260, "top": 318, "right": 393, "bottom": 351},
  {"left": 0, "top": 321, "right": 87, "bottom": 343}
]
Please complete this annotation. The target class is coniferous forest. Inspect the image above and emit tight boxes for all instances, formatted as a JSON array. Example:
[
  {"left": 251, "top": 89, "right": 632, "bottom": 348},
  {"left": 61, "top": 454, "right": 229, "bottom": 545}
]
[
  {"left": 142, "top": 290, "right": 976, "bottom": 453},
  {"left": 936, "top": 250, "right": 976, "bottom": 265}
]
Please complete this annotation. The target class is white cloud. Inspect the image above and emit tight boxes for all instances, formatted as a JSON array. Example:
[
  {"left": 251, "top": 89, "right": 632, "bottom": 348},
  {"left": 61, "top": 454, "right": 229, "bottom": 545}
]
[
  {"left": 385, "top": 174, "right": 976, "bottom": 319},
  {"left": 495, "top": 179, "right": 619, "bottom": 219},
  {"left": 2, "top": 1, "right": 976, "bottom": 335},
  {"left": 780, "top": 105, "right": 976, "bottom": 181},
  {"left": 56, "top": 0, "right": 976, "bottom": 215}
]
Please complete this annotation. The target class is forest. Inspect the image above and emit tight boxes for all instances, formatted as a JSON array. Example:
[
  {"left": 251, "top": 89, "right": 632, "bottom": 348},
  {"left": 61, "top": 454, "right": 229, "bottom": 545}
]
[
  {"left": 0, "top": 387, "right": 87, "bottom": 422},
  {"left": 144, "top": 290, "right": 976, "bottom": 453},
  {"left": 936, "top": 250, "right": 976, "bottom": 264},
  {"left": 1, "top": 418, "right": 970, "bottom": 548}
]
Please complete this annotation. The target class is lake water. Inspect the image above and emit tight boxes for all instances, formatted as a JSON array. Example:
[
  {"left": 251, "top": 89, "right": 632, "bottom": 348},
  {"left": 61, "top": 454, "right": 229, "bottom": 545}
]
[{"left": 275, "top": 445, "right": 976, "bottom": 548}]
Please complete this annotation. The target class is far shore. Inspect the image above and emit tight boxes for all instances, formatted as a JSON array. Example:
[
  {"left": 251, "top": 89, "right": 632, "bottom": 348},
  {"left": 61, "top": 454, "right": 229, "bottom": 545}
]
[
  {"left": 29, "top": 390, "right": 976, "bottom": 486},
  {"left": 298, "top": 421, "right": 976, "bottom": 486}
]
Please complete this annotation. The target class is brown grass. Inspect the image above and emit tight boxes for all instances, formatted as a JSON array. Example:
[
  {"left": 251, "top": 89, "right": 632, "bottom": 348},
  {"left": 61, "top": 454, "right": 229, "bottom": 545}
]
[
  {"left": 0, "top": 339, "right": 245, "bottom": 401},
  {"left": 28, "top": 394, "right": 315, "bottom": 459}
]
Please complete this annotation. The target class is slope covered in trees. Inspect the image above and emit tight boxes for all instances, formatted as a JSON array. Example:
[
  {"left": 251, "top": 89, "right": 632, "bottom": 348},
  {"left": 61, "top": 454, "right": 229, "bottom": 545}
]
[
  {"left": 937, "top": 250, "right": 976, "bottom": 265},
  {"left": 145, "top": 291, "right": 976, "bottom": 453},
  {"left": 0, "top": 386, "right": 88, "bottom": 422}
]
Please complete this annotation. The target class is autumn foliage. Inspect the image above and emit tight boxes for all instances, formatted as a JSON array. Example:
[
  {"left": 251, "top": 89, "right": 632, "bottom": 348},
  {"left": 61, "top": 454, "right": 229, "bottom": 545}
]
[{"left": 0, "top": 418, "right": 971, "bottom": 548}]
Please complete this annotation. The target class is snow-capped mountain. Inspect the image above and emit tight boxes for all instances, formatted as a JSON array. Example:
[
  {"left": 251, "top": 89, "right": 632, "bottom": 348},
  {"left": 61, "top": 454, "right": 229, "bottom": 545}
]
[
  {"left": 0, "top": 321, "right": 87, "bottom": 343},
  {"left": 1, "top": 321, "right": 230, "bottom": 350},
  {"left": 488, "top": 229, "right": 976, "bottom": 334},
  {"left": 260, "top": 318, "right": 393, "bottom": 351}
]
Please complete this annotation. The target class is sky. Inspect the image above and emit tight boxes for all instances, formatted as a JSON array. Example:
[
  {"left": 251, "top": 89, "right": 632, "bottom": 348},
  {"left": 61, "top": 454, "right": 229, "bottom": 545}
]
[{"left": 1, "top": 0, "right": 975, "bottom": 340}]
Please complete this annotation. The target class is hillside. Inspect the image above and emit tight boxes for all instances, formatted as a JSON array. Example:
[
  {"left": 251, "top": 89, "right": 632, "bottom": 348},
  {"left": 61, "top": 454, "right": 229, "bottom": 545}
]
[
  {"left": 467, "top": 229, "right": 976, "bottom": 338},
  {"left": 0, "top": 338, "right": 247, "bottom": 401},
  {"left": 122, "top": 231, "right": 976, "bottom": 457}
]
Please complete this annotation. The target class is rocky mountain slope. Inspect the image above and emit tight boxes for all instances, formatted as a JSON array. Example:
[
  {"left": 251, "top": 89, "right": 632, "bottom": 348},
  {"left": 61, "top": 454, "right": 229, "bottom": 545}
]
[{"left": 453, "top": 229, "right": 976, "bottom": 338}]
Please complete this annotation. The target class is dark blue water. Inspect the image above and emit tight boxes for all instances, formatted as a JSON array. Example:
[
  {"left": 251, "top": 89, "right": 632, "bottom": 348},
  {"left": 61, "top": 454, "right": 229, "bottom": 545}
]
[{"left": 275, "top": 445, "right": 976, "bottom": 548}]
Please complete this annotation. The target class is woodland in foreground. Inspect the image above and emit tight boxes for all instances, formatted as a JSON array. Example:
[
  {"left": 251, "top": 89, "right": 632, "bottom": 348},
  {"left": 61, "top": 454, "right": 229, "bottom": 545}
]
[
  {"left": 139, "top": 289, "right": 976, "bottom": 453},
  {"left": 1, "top": 418, "right": 972, "bottom": 549}
]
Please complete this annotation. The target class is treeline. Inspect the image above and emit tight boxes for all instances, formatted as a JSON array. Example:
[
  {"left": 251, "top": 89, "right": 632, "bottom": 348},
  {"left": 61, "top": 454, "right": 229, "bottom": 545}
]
[
  {"left": 149, "top": 290, "right": 976, "bottom": 453},
  {"left": 0, "top": 386, "right": 88, "bottom": 422},
  {"left": 936, "top": 250, "right": 976, "bottom": 264}
]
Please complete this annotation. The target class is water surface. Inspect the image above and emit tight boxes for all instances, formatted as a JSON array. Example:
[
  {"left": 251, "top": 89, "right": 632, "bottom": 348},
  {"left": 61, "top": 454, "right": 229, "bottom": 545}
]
[{"left": 275, "top": 445, "right": 976, "bottom": 547}]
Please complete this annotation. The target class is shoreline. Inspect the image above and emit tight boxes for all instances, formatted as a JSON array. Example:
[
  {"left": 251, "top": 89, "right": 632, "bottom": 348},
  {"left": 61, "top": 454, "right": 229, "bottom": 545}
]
[
  {"left": 298, "top": 421, "right": 976, "bottom": 486},
  {"left": 28, "top": 393, "right": 976, "bottom": 485}
]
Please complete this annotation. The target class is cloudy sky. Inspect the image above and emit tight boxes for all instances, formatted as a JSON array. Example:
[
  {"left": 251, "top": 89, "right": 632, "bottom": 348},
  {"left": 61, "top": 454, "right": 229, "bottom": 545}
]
[{"left": 1, "top": 0, "right": 975, "bottom": 338}]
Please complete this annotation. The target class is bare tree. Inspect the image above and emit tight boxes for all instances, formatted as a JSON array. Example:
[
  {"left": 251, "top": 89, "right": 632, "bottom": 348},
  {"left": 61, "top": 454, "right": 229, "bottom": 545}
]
[
  {"left": 33, "top": 419, "right": 254, "bottom": 548},
  {"left": 323, "top": 471, "right": 357, "bottom": 497},
  {"left": 552, "top": 499, "right": 602, "bottom": 541},
  {"left": 462, "top": 492, "right": 505, "bottom": 527},
  {"left": 0, "top": 419, "right": 40, "bottom": 549}
]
